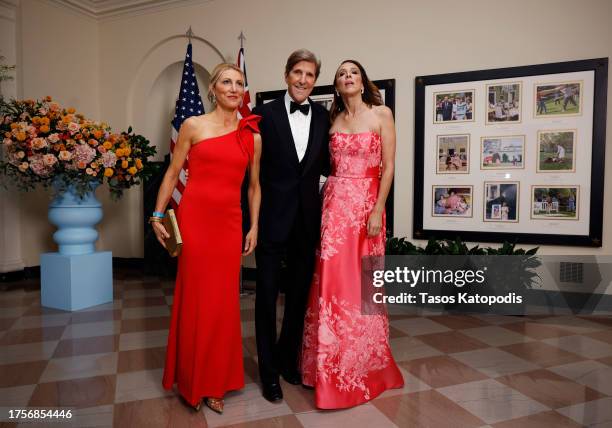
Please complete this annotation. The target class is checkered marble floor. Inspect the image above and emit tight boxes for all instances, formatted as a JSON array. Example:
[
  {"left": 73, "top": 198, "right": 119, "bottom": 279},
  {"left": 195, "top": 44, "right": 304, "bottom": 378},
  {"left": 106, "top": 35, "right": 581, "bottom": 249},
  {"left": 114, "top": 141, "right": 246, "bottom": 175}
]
[{"left": 2, "top": 270, "right": 612, "bottom": 427}]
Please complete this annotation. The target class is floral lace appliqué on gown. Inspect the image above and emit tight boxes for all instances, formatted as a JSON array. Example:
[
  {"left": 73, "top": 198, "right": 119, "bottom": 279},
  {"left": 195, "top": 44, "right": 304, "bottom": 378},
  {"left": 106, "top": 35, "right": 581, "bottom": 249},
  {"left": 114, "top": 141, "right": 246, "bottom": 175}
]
[{"left": 301, "top": 132, "right": 403, "bottom": 409}]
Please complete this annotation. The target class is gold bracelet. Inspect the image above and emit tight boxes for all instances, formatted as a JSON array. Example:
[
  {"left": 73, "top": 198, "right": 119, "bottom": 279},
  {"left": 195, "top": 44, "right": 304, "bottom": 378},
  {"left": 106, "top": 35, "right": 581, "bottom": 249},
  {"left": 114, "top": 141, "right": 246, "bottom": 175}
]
[{"left": 148, "top": 217, "right": 163, "bottom": 224}]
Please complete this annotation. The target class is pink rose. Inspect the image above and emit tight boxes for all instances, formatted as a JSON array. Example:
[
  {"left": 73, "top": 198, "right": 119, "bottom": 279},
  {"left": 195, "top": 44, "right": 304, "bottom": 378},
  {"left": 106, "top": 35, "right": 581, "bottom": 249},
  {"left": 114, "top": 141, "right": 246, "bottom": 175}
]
[
  {"left": 31, "top": 137, "right": 48, "bottom": 150},
  {"left": 58, "top": 150, "right": 72, "bottom": 161},
  {"left": 42, "top": 154, "right": 58, "bottom": 166},
  {"left": 67, "top": 122, "right": 80, "bottom": 134}
]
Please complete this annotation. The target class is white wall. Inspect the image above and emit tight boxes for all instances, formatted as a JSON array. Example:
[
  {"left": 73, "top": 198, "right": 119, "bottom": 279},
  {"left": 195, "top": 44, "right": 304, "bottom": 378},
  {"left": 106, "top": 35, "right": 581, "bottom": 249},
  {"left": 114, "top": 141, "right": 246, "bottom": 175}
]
[
  {"left": 0, "top": 0, "right": 24, "bottom": 273},
  {"left": 15, "top": 0, "right": 100, "bottom": 266},
  {"left": 9, "top": 0, "right": 612, "bottom": 268}
]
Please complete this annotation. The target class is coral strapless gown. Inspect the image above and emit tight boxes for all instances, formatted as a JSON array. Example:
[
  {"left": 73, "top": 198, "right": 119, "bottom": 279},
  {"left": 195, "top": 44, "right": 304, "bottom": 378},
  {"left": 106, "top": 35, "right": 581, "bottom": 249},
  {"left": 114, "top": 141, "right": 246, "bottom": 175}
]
[
  {"left": 301, "top": 131, "right": 404, "bottom": 409},
  {"left": 162, "top": 114, "right": 260, "bottom": 405}
]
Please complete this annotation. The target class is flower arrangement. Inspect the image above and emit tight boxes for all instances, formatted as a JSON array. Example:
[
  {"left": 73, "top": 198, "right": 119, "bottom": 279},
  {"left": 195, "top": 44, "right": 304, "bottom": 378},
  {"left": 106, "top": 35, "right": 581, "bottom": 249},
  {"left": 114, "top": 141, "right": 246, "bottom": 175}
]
[{"left": 0, "top": 96, "right": 157, "bottom": 199}]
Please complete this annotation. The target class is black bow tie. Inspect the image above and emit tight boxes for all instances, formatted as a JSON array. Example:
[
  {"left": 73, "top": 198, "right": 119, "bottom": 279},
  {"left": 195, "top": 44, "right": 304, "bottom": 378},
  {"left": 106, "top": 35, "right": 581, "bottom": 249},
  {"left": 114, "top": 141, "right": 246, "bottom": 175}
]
[{"left": 290, "top": 101, "right": 310, "bottom": 115}]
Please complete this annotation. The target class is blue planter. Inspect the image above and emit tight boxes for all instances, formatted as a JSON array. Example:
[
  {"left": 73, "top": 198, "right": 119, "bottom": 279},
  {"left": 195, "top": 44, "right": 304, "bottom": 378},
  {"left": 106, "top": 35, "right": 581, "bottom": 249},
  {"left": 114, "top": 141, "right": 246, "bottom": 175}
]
[
  {"left": 41, "top": 181, "right": 113, "bottom": 311},
  {"left": 48, "top": 182, "right": 103, "bottom": 255}
]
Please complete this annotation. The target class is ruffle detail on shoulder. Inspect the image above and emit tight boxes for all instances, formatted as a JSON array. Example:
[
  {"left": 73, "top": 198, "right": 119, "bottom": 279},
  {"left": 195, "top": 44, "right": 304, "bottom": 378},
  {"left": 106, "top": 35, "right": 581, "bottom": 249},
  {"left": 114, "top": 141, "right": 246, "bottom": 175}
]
[{"left": 236, "top": 114, "right": 261, "bottom": 161}]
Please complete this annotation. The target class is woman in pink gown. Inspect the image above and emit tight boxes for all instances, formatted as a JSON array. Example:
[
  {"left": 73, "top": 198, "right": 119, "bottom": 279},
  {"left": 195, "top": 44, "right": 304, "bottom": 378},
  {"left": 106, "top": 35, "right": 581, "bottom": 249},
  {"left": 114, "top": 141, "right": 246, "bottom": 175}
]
[{"left": 301, "top": 60, "right": 403, "bottom": 409}]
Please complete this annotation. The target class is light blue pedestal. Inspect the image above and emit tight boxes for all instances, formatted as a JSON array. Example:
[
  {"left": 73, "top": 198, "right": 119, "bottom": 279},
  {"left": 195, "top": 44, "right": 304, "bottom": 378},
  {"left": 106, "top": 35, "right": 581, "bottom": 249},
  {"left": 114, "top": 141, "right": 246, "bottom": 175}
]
[{"left": 40, "top": 251, "right": 113, "bottom": 311}]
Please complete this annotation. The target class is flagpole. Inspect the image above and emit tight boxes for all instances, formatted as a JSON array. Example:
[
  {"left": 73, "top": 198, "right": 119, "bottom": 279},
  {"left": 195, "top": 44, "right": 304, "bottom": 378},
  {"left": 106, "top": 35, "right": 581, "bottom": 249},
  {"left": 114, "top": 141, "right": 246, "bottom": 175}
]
[
  {"left": 237, "top": 30, "right": 250, "bottom": 296},
  {"left": 186, "top": 26, "right": 194, "bottom": 43}
]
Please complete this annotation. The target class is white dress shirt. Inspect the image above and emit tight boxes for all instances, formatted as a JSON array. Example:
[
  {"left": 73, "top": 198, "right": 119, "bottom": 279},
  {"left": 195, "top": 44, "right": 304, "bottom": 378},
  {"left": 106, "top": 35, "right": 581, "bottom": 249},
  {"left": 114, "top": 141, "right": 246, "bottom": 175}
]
[{"left": 284, "top": 91, "right": 311, "bottom": 162}]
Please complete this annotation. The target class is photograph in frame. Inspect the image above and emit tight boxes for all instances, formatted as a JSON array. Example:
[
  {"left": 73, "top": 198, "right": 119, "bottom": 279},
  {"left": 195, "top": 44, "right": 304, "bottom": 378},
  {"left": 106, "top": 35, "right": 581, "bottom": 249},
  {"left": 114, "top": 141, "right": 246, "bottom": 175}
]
[
  {"left": 432, "top": 186, "right": 473, "bottom": 217},
  {"left": 481, "top": 135, "right": 525, "bottom": 169},
  {"left": 436, "top": 134, "right": 469, "bottom": 174},
  {"left": 537, "top": 129, "right": 576, "bottom": 173},
  {"left": 486, "top": 82, "right": 522, "bottom": 124},
  {"left": 534, "top": 81, "right": 582, "bottom": 117},
  {"left": 531, "top": 186, "right": 579, "bottom": 220},
  {"left": 433, "top": 90, "right": 475, "bottom": 123},
  {"left": 484, "top": 181, "right": 519, "bottom": 222}
]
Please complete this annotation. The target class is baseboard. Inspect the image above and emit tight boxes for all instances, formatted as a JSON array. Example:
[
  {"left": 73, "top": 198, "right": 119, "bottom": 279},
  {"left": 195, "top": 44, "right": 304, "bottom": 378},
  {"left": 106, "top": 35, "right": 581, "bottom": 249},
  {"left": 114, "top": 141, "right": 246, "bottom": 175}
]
[
  {"left": 2, "top": 260, "right": 256, "bottom": 282},
  {"left": 2, "top": 257, "right": 144, "bottom": 283},
  {"left": 242, "top": 267, "right": 256, "bottom": 281},
  {"left": 0, "top": 270, "right": 26, "bottom": 282}
]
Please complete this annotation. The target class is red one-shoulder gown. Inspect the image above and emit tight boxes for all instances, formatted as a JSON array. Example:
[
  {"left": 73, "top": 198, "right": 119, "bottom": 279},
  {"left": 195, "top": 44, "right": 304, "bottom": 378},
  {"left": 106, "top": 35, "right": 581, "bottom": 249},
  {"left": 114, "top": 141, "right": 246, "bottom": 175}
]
[{"left": 162, "top": 115, "right": 260, "bottom": 405}]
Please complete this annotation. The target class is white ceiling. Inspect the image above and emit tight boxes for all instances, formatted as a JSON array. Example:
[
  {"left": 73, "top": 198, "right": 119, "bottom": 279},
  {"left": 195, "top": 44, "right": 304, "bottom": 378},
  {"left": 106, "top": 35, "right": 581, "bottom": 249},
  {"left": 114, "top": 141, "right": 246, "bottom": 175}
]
[{"left": 53, "top": 0, "right": 211, "bottom": 20}]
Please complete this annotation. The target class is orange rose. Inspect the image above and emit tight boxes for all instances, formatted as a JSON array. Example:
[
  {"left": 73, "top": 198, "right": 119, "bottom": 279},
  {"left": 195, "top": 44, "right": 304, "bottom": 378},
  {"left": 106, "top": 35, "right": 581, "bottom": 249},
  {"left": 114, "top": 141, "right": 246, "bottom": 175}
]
[
  {"left": 135, "top": 158, "right": 143, "bottom": 169},
  {"left": 39, "top": 125, "right": 50, "bottom": 133},
  {"left": 16, "top": 132, "right": 26, "bottom": 141},
  {"left": 77, "top": 161, "right": 87, "bottom": 169},
  {"left": 41, "top": 117, "right": 50, "bottom": 125},
  {"left": 121, "top": 160, "right": 128, "bottom": 169},
  {"left": 128, "top": 166, "right": 137, "bottom": 175},
  {"left": 67, "top": 107, "right": 75, "bottom": 114},
  {"left": 93, "top": 129, "right": 103, "bottom": 139},
  {"left": 32, "top": 117, "right": 41, "bottom": 124},
  {"left": 103, "top": 141, "right": 112, "bottom": 150},
  {"left": 104, "top": 168, "right": 114, "bottom": 177}
]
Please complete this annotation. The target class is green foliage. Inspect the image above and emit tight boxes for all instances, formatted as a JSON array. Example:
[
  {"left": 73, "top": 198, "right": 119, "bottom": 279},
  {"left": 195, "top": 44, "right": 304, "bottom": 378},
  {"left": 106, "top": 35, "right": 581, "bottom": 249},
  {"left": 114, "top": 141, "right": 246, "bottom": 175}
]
[
  {"left": 386, "top": 236, "right": 542, "bottom": 290},
  {"left": 386, "top": 236, "right": 538, "bottom": 256}
]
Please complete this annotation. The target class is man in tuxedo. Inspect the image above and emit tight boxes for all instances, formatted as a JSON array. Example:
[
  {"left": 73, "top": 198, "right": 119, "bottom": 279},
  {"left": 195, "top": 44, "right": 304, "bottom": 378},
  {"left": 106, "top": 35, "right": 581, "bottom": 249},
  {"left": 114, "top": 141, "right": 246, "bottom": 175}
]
[
  {"left": 252, "top": 49, "right": 330, "bottom": 402},
  {"left": 441, "top": 96, "right": 454, "bottom": 121}
]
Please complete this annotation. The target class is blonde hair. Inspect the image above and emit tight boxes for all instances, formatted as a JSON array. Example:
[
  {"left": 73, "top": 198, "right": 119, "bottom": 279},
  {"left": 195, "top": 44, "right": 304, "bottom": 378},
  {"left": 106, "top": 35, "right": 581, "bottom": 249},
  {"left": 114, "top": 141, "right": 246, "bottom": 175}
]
[{"left": 207, "top": 63, "right": 244, "bottom": 104}]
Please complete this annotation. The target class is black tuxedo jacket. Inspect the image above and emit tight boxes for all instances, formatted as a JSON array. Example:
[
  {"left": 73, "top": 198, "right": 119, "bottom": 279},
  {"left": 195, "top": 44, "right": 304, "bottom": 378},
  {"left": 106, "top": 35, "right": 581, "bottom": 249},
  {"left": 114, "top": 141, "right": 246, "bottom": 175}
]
[{"left": 253, "top": 97, "right": 331, "bottom": 245}]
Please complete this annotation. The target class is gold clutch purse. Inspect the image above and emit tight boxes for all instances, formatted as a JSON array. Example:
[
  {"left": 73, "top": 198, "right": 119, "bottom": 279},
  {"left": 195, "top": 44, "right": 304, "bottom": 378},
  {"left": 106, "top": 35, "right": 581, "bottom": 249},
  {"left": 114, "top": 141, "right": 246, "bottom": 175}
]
[{"left": 162, "top": 209, "right": 183, "bottom": 257}]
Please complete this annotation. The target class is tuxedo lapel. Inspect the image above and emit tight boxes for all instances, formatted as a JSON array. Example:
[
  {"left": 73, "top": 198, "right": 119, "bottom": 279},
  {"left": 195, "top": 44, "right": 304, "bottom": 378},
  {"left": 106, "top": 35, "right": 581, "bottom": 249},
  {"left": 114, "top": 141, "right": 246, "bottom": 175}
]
[
  {"left": 301, "top": 101, "right": 325, "bottom": 175},
  {"left": 270, "top": 98, "right": 300, "bottom": 169}
]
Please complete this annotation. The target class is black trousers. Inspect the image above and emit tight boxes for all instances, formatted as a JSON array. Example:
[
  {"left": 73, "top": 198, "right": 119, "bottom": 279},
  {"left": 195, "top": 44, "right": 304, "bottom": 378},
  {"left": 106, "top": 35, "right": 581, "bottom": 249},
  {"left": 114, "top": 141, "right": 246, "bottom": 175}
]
[{"left": 255, "top": 211, "right": 316, "bottom": 384}]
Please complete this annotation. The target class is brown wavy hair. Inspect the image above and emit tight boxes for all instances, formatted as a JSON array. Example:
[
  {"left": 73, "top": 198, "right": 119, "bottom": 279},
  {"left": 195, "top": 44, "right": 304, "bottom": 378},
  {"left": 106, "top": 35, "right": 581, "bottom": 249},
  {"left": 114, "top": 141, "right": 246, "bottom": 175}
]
[{"left": 330, "top": 59, "right": 383, "bottom": 122}]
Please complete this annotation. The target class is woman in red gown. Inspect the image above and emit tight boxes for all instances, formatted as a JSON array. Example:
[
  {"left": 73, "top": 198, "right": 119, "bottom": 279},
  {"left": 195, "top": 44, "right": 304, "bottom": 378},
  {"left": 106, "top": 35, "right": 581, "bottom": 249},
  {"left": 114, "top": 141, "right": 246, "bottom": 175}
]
[
  {"left": 151, "top": 63, "right": 261, "bottom": 414},
  {"left": 301, "top": 60, "right": 403, "bottom": 409}
]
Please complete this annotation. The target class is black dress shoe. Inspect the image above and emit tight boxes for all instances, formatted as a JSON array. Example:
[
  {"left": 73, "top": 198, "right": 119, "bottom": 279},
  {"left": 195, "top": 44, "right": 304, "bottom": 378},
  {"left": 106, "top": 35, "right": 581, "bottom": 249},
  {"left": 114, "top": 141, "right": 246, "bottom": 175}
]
[
  {"left": 280, "top": 370, "right": 302, "bottom": 385},
  {"left": 262, "top": 383, "right": 283, "bottom": 402}
]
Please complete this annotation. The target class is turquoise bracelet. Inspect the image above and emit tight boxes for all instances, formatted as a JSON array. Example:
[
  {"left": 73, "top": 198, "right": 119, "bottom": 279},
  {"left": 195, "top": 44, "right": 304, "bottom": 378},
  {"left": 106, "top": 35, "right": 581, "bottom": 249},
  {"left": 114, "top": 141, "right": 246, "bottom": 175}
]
[{"left": 152, "top": 211, "right": 165, "bottom": 218}]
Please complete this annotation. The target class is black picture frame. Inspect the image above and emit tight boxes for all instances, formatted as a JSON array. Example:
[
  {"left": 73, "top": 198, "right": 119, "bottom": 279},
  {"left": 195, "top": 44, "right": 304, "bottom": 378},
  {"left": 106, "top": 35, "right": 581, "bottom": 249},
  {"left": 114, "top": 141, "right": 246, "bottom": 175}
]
[
  {"left": 256, "top": 79, "right": 396, "bottom": 236},
  {"left": 414, "top": 58, "right": 608, "bottom": 247}
]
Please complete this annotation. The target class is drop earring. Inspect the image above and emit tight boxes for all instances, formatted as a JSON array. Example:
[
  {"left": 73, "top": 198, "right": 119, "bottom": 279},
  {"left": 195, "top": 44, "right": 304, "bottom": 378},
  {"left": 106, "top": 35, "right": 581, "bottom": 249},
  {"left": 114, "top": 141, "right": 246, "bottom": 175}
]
[{"left": 361, "top": 87, "right": 364, "bottom": 95}]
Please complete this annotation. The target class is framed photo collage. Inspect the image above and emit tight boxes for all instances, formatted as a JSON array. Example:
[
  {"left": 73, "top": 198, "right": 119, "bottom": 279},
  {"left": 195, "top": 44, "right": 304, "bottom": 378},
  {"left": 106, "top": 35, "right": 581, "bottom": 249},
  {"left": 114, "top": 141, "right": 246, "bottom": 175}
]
[{"left": 414, "top": 58, "right": 608, "bottom": 246}]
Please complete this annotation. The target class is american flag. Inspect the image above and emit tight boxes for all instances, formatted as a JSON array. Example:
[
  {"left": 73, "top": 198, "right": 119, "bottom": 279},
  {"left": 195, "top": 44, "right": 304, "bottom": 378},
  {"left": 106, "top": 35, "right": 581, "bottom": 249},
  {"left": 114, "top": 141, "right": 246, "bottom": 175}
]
[
  {"left": 170, "top": 42, "right": 204, "bottom": 209},
  {"left": 236, "top": 46, "right": 252, "bottom": 117}
]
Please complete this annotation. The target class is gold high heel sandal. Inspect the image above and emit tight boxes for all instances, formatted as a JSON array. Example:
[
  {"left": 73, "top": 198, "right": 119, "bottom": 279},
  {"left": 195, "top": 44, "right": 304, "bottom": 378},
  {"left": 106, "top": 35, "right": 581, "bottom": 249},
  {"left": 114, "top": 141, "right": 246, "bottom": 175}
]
[
  {"left": 205, "top": 397, "right": 224, "bottom": 414},
  {"left": 180, "top": 395, "right": 202, "bottom": 412}
]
